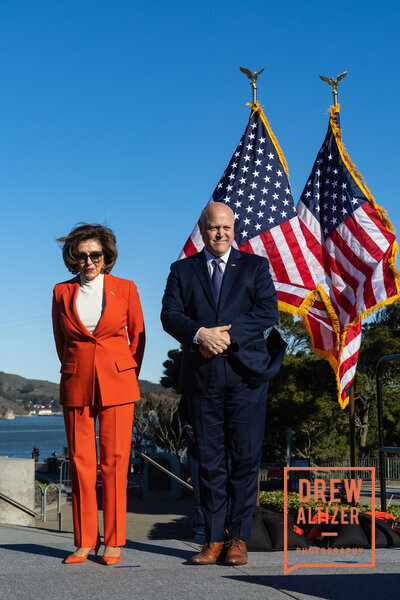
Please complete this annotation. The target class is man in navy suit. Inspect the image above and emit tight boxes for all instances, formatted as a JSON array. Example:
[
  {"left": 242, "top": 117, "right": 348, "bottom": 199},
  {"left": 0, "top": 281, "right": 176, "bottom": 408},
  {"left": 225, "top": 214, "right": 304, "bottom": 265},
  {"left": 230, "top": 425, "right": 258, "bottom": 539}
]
[{"left": 161, "top": 202, "right": 279, "bottom": 565}]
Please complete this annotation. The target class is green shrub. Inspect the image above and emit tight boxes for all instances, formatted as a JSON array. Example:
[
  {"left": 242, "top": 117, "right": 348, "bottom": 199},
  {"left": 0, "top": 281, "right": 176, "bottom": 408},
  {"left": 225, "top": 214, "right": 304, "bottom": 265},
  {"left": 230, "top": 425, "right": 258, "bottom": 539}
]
[
  {"left": 259, "top": 490, "right": 400, "bottom": 526},
  {"left": 35, "top": 480, "right": 47, "bottom": 487}
]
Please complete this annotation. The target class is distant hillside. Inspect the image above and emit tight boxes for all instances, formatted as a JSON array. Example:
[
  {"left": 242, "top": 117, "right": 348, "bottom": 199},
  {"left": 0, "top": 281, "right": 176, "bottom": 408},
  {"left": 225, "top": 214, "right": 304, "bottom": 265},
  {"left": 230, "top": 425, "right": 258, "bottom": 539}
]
[
  {"left": 138, "top": 380, "right": 166, "bottom": 393},
  {"left": 0, "top": 371, "right": 165, "bottom": 414},
  {"left": 0, "top": 371, "right": 59, "bottom": 415}
]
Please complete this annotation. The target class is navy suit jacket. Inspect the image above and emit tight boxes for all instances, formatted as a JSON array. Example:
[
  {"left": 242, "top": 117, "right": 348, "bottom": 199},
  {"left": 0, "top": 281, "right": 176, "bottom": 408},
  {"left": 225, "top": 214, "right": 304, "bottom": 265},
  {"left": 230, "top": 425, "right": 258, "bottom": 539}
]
[{"left": 161, "top": 247, "right": 280, "bottom": 395}]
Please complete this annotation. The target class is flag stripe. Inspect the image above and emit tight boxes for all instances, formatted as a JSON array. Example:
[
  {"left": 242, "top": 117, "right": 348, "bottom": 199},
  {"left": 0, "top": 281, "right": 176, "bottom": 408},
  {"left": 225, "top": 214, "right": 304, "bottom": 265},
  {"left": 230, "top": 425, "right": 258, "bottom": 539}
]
[
  {"left": 329, "top": 229, "right": 375, "bottom": 311},
  {"left": 179, "top": 103, "right": 399, "bottom": 408},
  {"left": 278, "top": 289, "right": 310, "bottom": 309},
  {"left": 259, "top": 230, "right": 291, "bottom": 283},
  {"left": 330, "top": 228, "right": 373, "bottom": 279},
  {"left": 280, "top": 219, "right": 317, "bottom": 289},
  {"left": 179, "top": 105, "right": 317, "bottom": 320},
  {"left": 362, "top": 202, "right": 396, "bottom": 246},
  {"left": 339, "top": 326, "right": 361, "bottom": 392},
  {"left": 297, "top": 105, "right": 399, "bottom": 406},
  {"left": 344, "top": 205, "right": 390, "bottom": 262},
  {"left": 181, "top": 235, "right": 199, "bottom": 258},
  {"left": 305, "top": 313, "right": 336, "bottom": 351},
  {"left": 297, "top": 205, "right": 332, "bottom": 281},
  {"left": 270, "top": 226, "right": 304, "bottom": 284},
  {"left": 382, "top": 255, "right": 399, "bottom": 298}
]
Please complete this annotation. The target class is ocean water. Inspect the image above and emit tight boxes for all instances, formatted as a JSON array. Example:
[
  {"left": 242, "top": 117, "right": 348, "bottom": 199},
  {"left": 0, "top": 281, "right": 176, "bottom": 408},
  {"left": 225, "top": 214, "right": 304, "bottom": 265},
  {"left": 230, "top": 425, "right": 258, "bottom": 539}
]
[{"left": 0, "top": 416, "right": 68, "bottom": 460}]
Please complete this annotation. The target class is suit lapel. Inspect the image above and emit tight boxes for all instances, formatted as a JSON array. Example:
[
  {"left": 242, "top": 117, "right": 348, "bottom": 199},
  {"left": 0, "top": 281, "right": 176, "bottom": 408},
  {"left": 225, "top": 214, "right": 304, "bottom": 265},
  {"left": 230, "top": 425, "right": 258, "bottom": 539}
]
[
  {"left": 62, "top": 274, "right": 110, "bottom": 338},
  {"left": 218, "top": 248, "right": 243, "bottom": 310},
  {"left": 62, "top": 277, "right": 93, "bottom": 337},
  {"left": 190, "top": 250, "right": 216, "bottom": 310},
  {"left": 190, "top": 247, "right": 243, "bottom": 311}
]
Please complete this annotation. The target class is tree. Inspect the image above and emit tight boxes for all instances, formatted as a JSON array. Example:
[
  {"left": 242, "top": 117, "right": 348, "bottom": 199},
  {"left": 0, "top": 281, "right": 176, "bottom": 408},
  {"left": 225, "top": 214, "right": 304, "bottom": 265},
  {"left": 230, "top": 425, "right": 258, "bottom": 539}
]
[
  {"left": 264, "top": 313, "right": 342, "bottom": 462},
  {"left": 158, "top": 306, "right": 400, "bottom": 463},
  {"left": 131, "top": 396, "right": 152, "bottom": 453},
  {"left": 265, "top": 305, "right": 400, "bottom": 462},
  {"left": 355, "top": 303, "right": 400, "bottom": 455},
  {"left": 159, "top": 314, "right": 348, "bottom": 462},
  {"left": 265, "top": 350, "right": 348, "bottom": 463},
  {"left": 160, "top": 348, "right": 182, "bottom": 392},
  {"left": 275, "top": 312, "right": 311, "bottom": 355},
  {"left": 133, "top": 391, "right": 186, "bottom": 464}
]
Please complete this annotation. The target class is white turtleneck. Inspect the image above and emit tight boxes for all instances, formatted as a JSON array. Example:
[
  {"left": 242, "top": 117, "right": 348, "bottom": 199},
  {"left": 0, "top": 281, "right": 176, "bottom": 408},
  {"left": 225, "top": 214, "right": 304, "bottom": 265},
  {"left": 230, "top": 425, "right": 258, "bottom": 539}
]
[{"left": 76, "top": 273, "right": 105, "bottom": 333}]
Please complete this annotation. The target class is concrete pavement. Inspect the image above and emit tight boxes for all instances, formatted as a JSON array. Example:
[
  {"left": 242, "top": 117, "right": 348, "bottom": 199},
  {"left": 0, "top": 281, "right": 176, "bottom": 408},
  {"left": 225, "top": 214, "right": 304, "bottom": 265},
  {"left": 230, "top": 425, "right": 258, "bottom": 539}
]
[
  {"left": 2, "top": 522, "right": 400, "bottom": 600},
  {"left": 2, "top": 487, "right": 400, "bottom": 600},
  {"left": 35, "top": 491, "right": 194, "bottom": 541}
]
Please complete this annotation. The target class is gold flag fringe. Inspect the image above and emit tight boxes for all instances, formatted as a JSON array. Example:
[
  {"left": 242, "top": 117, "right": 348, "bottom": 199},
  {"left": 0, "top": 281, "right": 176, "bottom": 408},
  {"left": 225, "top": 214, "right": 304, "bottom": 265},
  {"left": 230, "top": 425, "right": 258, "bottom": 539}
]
[
  {"left": 246, "top": 102, "right": 290, "bottom": 181},
  {"left": 318, "top": 105, "right": 400, "bottom": 408},
  {"left": 330, "top": 104, "right": 400, "bottom": 306},
  {"left": 278, "top": 289, "right": 319, "bottom": 320},
  {"left": 330, "top": 105, "right": 396, "bottom": 235},
  {"left": 249, "top": 102, "right": 399, "bottom": 409}
]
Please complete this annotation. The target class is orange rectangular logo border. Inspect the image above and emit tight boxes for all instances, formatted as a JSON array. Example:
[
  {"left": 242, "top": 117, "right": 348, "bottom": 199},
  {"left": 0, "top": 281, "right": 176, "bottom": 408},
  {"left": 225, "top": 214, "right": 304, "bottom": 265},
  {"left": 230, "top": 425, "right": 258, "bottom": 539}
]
[{"left": 283, "top": 466, "right": 375, "bottom": 574}]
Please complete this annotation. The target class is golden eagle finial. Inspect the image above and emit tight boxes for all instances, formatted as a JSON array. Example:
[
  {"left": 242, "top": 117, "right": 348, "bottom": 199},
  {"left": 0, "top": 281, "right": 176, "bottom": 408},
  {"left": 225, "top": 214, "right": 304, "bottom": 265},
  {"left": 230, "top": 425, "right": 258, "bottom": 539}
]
[
  {"left": 319, "top": 71, "right": 348, "bottom": 105},
  {"left": 239, "top": 66, "right": 265, "bottom": 104}
]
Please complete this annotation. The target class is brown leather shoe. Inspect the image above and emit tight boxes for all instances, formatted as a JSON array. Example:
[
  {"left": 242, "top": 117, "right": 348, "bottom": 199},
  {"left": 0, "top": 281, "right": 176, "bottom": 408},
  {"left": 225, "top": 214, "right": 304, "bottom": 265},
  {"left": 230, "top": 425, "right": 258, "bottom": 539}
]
[
  {"left": 224, "top": 539, "right": 248, "bottom": 565},
  {"left": 190, "top": 542, "right": 225, "bottom": 565}
]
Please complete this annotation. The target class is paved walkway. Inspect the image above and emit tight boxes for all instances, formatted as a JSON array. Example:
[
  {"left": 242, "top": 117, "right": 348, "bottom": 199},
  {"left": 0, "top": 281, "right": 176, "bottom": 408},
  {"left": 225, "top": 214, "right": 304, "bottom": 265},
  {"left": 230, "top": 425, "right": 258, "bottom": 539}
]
[
  {"left": 2, "top": 522, "right": 400, "bottom": 600},
  {"left": 3, "top": 486, "right": 400, "bottom": 600},
  {"left": 35, "top": 491, "right": 195, "bottom": 540}
]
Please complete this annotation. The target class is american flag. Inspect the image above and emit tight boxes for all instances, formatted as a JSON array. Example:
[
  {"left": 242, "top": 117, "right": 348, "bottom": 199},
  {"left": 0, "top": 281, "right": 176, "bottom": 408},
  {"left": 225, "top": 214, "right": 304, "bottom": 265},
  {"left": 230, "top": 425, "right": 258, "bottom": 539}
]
[
  {"left": 297, "top": 105, "right": 400, "bottom": 407},
  {"left": 179, "top": 103, "right": 399, "bottom": 408},
  {"left": 179, "top": 103, "right": 318, "bottom": 316}
]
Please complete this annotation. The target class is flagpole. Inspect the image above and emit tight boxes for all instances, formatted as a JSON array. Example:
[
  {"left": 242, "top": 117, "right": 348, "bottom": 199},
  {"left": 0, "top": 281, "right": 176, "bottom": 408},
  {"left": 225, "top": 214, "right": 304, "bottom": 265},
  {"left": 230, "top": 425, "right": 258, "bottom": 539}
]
[
  {"left": 319, "top": 71, "right": 357, "bottom": 471},
  {"left": 319, "top": 71, "right": 347, "bottom": 106},
  {"left": 239, "top": 66, "right": 265, "bottom": 104},
  {"left": 349, "top": 385, "right": 357, "bottom": 473}
]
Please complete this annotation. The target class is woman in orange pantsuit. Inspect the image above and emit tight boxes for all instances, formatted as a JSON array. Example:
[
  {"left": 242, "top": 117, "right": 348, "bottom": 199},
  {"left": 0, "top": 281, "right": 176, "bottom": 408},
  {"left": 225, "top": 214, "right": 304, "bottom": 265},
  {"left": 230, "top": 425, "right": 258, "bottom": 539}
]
[{"left": 52, "top": 223, "right": 145, "bottom": 565}]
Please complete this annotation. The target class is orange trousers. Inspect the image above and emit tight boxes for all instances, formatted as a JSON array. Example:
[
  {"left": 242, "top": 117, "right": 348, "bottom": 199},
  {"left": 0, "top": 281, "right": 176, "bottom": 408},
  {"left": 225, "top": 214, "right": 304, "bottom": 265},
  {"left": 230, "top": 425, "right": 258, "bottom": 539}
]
[{"left": 63, "top": 400, "right": 134, "bottom": 548}]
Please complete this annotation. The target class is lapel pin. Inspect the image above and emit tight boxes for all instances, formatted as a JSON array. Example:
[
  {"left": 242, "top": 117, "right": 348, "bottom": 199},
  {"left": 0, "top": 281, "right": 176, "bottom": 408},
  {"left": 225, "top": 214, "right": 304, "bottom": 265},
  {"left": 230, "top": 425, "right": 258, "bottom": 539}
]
[
  {"left": 110, "top": 290, "right": 115, "bottom": 295},
  {"left": 231, "top": 264, "right": 236, "bottom": 267}
]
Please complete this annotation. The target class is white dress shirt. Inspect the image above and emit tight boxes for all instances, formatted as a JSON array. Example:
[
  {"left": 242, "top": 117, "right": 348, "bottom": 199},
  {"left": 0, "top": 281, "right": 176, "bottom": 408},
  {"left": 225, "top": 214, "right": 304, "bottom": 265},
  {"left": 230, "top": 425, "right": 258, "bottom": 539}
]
[
  {"left": 76, "top": 273, "right": 105, "bottom": 334},
  {"left": 193, "top": 248, "right": 231, "bottom": 344},
  {"left": 203, "top": 247, "right": 231, "bottom": 277}
]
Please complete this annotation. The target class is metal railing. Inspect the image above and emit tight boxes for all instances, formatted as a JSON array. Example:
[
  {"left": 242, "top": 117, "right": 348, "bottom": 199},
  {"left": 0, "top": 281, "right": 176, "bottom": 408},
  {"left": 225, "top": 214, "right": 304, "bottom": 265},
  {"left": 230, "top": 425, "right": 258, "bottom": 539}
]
[
  {"left": 59, "top": 459, "right": 71, "bottom": 489},
  {"left": 0, "top": 491, "right": 37, "bottom": 518},
  {"left": 135, "top": 450, "right": 193, "bottom": 491},
  {"left": 35, "top": 483, "right": 63, "bottom": 530},
  {"left": 0, "top": 486, "right": 62, "bottom": 531},
  {"left": 59, "top": 453, "right": 193, "bottom": 492},
  {"left": 317, "top": 457, "right": 400, "bottom": 481}
]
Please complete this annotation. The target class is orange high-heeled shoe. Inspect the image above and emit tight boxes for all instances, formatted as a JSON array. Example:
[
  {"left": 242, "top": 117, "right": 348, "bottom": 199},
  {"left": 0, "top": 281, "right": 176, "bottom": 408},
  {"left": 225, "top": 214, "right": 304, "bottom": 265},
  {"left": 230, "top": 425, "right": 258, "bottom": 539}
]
[
  {"left": 64, "top": 535, "right": 101, "bottom": 564},
  {"left": 100, "top": 547, "right": 121, "bottom": 566}
]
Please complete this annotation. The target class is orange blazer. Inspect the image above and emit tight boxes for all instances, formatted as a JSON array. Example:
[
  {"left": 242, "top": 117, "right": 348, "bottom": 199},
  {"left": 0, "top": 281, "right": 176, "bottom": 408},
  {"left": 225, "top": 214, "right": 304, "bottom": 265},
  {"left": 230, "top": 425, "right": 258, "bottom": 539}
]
[{"left": 52, "top": 273, "right": 145, "bottom": 407}]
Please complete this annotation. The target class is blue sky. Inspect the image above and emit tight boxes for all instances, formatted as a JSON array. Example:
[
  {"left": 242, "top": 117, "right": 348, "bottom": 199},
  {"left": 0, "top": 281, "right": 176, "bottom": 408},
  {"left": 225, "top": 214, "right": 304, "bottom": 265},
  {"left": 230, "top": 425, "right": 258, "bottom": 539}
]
[{"left": 0, "top": 0, "right": 399, "bottom": 385}]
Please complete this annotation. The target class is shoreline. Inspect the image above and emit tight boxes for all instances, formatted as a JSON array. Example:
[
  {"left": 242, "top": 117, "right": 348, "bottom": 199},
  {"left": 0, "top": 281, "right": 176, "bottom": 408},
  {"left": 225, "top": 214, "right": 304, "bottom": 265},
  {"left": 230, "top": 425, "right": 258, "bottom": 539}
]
[{"left": 1, "top": 412, "right": 63, "bottom": 419}]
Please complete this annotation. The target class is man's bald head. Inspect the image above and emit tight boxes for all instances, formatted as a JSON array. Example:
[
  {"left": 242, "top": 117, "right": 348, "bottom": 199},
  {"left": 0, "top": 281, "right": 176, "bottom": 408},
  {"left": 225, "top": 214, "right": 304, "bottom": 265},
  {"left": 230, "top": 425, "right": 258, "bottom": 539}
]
[
  {"left": 199, "top": 202, "right": 235, "bottom": 257},
  {"left": 199, "top": 202, "right": 235, "bottom": 229}
]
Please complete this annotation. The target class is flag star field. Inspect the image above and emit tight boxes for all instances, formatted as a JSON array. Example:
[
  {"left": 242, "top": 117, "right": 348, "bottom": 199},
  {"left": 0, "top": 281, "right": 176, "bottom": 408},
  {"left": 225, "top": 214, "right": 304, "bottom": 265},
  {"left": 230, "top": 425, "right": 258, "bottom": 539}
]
[{"left": 212, "top": 113, "right": 297, "bottom": 243}]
